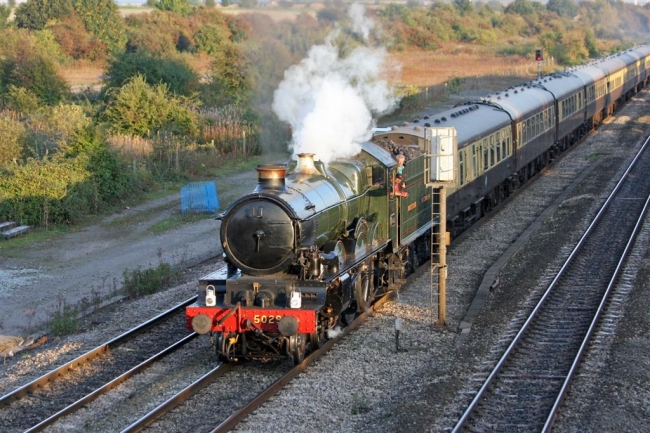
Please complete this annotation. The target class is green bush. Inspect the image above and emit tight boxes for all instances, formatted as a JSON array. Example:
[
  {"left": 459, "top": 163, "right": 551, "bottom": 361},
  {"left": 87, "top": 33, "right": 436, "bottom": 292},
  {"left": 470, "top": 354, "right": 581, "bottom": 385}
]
[
  {"left": 0, "top": 47, "right": 69, "bottom": 106},
  {"left": 49, "top": 298, "right": 78, "bottom": 336},
  {"left": 82, "top": 130, "right": 135, "bottom": 201},
  {"left": 124, "top": 12, "right": 181, "bottom": 55},
  {"left": 14, "top": 0, "right": 74, "bottom": 30},
  {"left": 0, "top": 126, "right": 139, "bottom": 226},
  {"left": 202, "top": 44, "right": 250, "bottom": 107},
  {"left": 0, "top": 113, "right": 27, "bottom": 164},
  {"left": 123, "top": 262, "right": 178, "bottom": 298},
  {"left": 48, "top": 15, "right": 107, "bottom": 61},
  {"left": 194, "top": 24, "right": 229, "bottom": 56},
  {"left": 72, "top": 0, "right": 127, "bottom": 56},
  {"left": 4, "top": 85, "right": 40, "bottom": 113},
  {"left": 152, "top": 0, "right": 193, "bottom": 16},
  {"left": 0, "top": 157, "right": 95, "bottom": 226},
  {"left": 104, "top": 51, "right": 199, "bottom": 97},
  {"left": 0, "top": 5, "right": 11, "bottom": 31},
  {"left": 102, "top": 74, "right": 200, "bottom": 138}
]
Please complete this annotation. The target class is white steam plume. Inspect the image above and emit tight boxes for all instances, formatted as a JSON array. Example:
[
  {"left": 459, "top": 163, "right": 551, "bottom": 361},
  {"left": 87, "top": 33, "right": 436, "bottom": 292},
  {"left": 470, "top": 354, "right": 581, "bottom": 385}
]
[{"left": 272, "top": 3, "right": 400, "bottom": 163}]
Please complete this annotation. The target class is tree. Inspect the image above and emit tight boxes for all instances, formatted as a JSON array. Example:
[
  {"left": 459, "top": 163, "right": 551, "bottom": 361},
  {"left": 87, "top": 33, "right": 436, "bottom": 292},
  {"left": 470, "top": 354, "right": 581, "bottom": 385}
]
[
  {"left": 14, "top": 0, "right": 74, "bottom": 30},
  {"left": 505, "top": 0, "right": 536, "bottom": 15},
  {"left": 49, "top": 14, "right": 106, "bottom": 60},
  {"left": 102, "top": 74, "right": 199, "bottom": 137},
  {"left": 0, "top": 114, "right": 27, "bottom": 165},
  {"left": 0, "top": 47, "right": 69, "bottom": 106},
  {"left": 104, "top": 51, "right": 200, "bottom": 97},
  {"left": 4, "top": 85, "right": 40, "bottom": 113},
  {"left": 72, "top": 0, "right": 127, "bottom": 56},
  {"left": 546, "top": 0, "right": 578, "bottom": 18},
  {"left": 194, "top": 24, "right": 230, "bottom": 55},
  {"left": 203, "top": 44, "right": 250, "bottom": 107},
  {"left": 453, "top": 0, "right": 473, "bottom": 15},
  {"left": 0, "top": 5, "right": 10, "bottom": 30},
  {"left": 152, "top": 0, "right": 193, "bottom": 16}
]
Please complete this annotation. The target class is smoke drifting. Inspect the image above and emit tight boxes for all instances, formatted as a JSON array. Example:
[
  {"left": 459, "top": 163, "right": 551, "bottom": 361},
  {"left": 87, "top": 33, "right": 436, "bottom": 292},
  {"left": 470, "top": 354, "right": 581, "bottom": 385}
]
[{"left": 272, "top": 3, "right": 400, "bottom": 163}]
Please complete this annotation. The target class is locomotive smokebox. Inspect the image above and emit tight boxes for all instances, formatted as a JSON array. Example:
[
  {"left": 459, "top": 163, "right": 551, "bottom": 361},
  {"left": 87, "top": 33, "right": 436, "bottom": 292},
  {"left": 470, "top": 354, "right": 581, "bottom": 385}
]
[{"left": 254, "top": 164, "right": 287, "bottom": 192}]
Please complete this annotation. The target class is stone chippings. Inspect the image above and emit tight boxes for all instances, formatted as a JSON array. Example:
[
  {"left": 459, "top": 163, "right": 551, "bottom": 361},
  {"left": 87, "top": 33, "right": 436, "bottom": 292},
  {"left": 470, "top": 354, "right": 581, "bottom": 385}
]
[{"left": 0, "top": 93, "right": 649, "bottom": 432}]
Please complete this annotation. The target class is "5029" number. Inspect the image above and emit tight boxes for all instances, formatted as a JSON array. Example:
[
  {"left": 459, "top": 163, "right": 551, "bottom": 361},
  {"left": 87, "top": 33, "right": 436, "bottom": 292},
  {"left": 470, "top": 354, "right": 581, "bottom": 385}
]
[{"left": 253, "top": 315, "right": 282, "bottom": 324}]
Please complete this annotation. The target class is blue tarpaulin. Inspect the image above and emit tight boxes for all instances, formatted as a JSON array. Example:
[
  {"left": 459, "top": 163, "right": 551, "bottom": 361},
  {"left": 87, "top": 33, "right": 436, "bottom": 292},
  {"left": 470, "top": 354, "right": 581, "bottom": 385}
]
[{"left": 180, "top": 181, "right": 220, "bottom": 214}]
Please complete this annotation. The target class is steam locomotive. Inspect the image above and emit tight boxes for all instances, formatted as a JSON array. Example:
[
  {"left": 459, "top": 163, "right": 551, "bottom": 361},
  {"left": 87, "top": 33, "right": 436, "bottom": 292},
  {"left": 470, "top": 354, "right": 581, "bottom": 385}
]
[{"left": 186, "top": 44, "right": 650, "bottom": 364}]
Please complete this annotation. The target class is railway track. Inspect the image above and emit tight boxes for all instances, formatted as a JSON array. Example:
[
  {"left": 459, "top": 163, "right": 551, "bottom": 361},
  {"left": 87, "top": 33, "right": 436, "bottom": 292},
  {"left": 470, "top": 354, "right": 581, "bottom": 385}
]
[
  {"left": 0, "top": 297, "right": 197, "bottom": 432},
  {"left": 4, "top": 99, "right": 648, "bottom": 432},
  {"left": 451, "top": 136, "right": 650, "bottom": 432},
  {"left": 0, "top": 274, "right": 399, "bottom": 432},
  {"left": 0, "top": 131, "right": 613, "bottom": 433},
  {"left": 117, "top": 291, "right": 396, "bottom": 432}
]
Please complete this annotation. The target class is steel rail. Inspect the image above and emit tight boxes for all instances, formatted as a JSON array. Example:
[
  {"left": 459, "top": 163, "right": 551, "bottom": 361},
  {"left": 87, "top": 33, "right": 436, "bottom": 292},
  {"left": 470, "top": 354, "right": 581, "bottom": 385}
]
[
  {"left": 542, "top": 182, "right": 650, "bottom": 431},
  {"left": 0, "top": 296, "right": 197, "bottom": 407},
  {"left": 452, "top": 135, "right": 650, "bottom": 432},
  {"left": 114, "top": 292, "right": 395, "bottom": 433},
  {"left": 25, "top": 332, "right": 198, "bottom": 432},
  {"left": 121, "top": 362, "right": 235, "bottom": 433},
  {"left": 210, "top": 293, "right": 394, "bottom": 433}
]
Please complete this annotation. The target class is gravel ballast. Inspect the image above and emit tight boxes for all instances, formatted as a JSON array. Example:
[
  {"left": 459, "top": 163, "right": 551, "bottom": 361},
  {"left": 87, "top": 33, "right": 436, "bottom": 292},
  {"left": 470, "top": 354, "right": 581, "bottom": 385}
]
[{"left": 1, "top": 91, "right": 649, "bottom": 432}]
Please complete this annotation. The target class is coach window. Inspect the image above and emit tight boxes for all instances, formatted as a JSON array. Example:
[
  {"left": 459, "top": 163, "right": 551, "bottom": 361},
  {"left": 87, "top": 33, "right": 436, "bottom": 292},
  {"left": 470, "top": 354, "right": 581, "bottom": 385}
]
[
  {"left": 496, "top": 133, "right": 501, "bottom": 162},
  {"left": 472, "top": 145, "right": 477, "bottom": 176},
  {"left": 572, "top": 95, "right": 576, "bottom": 114},
  {"left": 479, "top": 138, "right": 488, "bottom": 172},
  {"left": 459, "top": 150, "right": 465, "bottom": 185},
  {"left": 550, "top": 106, "right": 555, "bottom": 127},
  {"left": 490, "top": 136, "right": 495, "bottom": 167}
]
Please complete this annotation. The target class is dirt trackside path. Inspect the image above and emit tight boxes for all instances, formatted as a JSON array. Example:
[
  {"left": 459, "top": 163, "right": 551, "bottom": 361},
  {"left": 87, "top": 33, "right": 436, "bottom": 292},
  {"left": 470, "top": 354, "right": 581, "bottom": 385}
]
[{"left": 0, "top": 166, "right": 264, "bottom": 349}]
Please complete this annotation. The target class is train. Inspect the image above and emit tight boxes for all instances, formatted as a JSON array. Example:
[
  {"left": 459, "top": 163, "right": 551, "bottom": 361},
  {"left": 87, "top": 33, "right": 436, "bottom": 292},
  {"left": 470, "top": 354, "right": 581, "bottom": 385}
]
[{"left": 186, "top": 44, "right": 650, "bottom": 364}]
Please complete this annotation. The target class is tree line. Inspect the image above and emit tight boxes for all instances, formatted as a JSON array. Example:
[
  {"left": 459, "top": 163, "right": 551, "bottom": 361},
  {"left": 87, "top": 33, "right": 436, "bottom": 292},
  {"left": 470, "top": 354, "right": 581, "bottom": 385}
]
[{"left": 0, "top": 0, "right": 646, "bottom": 228}]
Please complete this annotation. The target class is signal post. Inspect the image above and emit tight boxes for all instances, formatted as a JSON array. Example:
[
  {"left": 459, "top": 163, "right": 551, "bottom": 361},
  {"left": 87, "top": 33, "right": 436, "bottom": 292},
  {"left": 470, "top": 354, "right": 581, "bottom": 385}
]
[{"left": 425, "top": 127, "right": 457, "bottom": 328}]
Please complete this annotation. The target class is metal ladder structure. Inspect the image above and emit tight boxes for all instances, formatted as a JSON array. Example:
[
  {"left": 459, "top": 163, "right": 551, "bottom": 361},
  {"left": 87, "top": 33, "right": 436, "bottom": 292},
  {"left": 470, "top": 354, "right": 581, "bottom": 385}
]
[
  {"left": 424, "top": 126, "right": 457, "bottom": 328},
  {"left": 429, "top": 185, "right": 447, "bottom": 327}
]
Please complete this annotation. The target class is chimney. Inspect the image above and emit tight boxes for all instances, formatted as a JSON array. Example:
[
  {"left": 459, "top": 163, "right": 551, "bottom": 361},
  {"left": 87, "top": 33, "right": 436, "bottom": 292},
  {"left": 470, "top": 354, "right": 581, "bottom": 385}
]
[{"left": 254, "top": 164, "right": 287, "bottom": 192}]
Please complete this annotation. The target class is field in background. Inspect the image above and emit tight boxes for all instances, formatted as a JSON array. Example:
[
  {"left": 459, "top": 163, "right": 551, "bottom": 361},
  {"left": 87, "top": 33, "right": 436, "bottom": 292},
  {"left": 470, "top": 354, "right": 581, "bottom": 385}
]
[
  {"left": 61, "top": 45, "right": 543, "bottom": 91},
  {"left": 392, "top": 44, "right": 542, "bottom": 87}
]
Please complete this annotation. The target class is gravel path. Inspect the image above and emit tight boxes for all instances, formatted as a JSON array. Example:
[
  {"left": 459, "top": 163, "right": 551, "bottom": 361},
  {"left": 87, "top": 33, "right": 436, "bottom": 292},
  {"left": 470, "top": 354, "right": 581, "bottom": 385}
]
[
  {"left": 1, "top": 92, "right": 649, "bottom": 431},
  {"left": 0, "top": 169, "right": 262, "bottom": 352}
]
